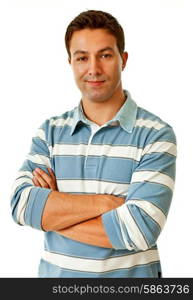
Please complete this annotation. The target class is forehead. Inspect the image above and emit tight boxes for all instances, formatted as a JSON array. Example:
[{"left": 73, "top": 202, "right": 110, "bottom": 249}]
[{"left": 69, "top": 28, "right": 118, "bottom": 53}]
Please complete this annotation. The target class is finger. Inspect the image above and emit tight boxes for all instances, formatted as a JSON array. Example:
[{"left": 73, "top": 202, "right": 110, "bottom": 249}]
[
  {"left": 35, "top": 168, "right": 52, "bottom": 184},
  {"left": 47, "top": 168, "right": 58, "bottom": 190},
  {"left": 32, "top": 177, "right": 41, "bottom": 187},
  {"left": 33, "top": 171, "right": 49, "bottom": 188},
  {"left": 33, "top": 176, "right": 46, "bottom": 188},
  {"left": 48, "top": 168, "right": 56, "bottom": 181},
  {"left": 33, "top": 170, "right": 49, "bottom": 188},
  {"left": 35, "top": 168, "right": 57, "bottom": 190}
]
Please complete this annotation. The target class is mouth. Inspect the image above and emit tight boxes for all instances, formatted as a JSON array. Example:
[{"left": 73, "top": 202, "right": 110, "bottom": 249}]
[{"left": 85, "top": 80, "right": 105, "bottom": 87}]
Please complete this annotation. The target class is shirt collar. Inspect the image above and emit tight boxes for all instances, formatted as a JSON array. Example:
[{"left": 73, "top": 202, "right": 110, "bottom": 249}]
[
  {"left": 70, "top": 101, "right": 89, "bottom": 135},
  {"left": 70, "top": 90, "right": 137, "bottom": 135}
]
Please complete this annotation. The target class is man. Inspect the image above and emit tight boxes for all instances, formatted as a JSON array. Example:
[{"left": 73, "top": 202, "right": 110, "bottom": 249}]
[{"left": 11, "top": 10, "right": 177, "bottom": 277}]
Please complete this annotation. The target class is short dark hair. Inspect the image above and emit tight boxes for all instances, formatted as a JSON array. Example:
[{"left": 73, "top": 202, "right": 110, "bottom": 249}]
[{"left": 65, "top": 10, "right": 125, "bottom": 59}]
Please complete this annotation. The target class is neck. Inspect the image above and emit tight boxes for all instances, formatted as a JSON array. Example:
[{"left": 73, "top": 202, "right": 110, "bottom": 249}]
[{"left": 81, "top": 86, "right": 126, "bottom": 126}]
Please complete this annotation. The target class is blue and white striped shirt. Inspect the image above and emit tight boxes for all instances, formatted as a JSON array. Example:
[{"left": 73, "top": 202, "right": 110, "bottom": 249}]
[{"left": 10, "top": 90, "right": 177, "bottom": 277}]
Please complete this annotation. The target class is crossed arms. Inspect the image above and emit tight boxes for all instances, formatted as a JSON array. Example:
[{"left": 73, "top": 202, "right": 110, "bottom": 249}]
[{"left": 32, "top": 167, "right": 124, "bottom": 248}]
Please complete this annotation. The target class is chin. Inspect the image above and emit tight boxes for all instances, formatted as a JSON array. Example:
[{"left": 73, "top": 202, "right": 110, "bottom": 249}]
[
  {"left": 89, "top": 97, "right": 110, "bottom": 103},
  {"left": 84, "top": 90, "right": 113, "bottom": 103}
]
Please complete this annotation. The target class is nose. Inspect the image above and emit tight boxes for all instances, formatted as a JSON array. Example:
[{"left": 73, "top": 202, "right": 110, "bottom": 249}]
[{"left": 88, "top": 56, "right": 102, "bottom": 77}]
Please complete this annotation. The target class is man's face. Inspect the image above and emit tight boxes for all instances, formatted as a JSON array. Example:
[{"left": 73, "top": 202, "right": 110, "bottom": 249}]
[{"left": 69, "top": 28, "right": 128, "bottom": 103}]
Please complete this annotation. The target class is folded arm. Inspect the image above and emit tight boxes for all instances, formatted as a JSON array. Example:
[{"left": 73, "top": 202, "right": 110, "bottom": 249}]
[
  {"left": 56, "top": 216, "right": 113, "bottom": 248},
  {"left": 41, "top": 189, "right": 124, "bottom": 232},
  {"left": 32, "top": 168, "right": 123, "bottom": 248}
]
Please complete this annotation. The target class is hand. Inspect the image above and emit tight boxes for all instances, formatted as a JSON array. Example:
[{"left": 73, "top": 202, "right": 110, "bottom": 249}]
[{"left": 32, "top": 168, "right": 58, "bottom": 191}]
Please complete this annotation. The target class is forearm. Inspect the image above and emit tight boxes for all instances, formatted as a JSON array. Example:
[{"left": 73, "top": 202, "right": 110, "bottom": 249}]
[
  {"left": 56, "top": 216, "right": 113, "bottom": 248},
  {"left": 42, "top": 191, "right": 122, "bottom": 231}
]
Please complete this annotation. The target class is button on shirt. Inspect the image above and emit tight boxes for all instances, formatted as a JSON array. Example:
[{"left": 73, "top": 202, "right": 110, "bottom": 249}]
[{"left": 10, "top": 90, "right": 177, "bottom": 277}]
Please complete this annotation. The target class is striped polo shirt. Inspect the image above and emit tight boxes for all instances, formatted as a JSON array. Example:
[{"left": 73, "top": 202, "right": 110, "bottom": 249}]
[{"left": 10, "top": 90, "right": 177, "bottom": 277}]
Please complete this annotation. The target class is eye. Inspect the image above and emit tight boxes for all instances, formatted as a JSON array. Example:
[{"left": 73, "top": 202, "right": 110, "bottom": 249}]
[
  {"left": 76, "top": 56, "right": 88, "bottom": 62},
  {"left": 101, "top": 53, "right": 112, "bottom": 59}
]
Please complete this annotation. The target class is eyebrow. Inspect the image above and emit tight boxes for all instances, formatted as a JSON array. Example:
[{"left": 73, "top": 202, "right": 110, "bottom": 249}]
[{"left": 73, "top": 47, "right": 114, "bottom": 56}]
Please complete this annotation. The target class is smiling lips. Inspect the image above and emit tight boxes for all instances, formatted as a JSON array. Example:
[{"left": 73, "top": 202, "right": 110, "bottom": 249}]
[{"left": 86, "top": 80, "right": 105, "bottom": 87}]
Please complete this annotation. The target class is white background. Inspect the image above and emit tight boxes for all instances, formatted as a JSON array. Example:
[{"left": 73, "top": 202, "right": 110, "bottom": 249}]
[{"left": 0, "top": 0, "right": 192, "bottom": 277}]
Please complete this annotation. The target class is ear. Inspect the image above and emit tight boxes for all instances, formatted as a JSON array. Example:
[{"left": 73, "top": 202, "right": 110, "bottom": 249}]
[
  {"left": 68, "top": 57, "right": 71, "bottom": 65},
  {"left": 121, "top": 52, "right": 128, "bottom": 70}
]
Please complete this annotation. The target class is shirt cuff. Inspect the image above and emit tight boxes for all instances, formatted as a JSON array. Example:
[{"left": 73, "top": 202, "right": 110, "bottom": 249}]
[
  {"left": 25, "top": 187, "right": 52, "bottom": 230},
  {"left": 102, "top": 209, "right": 126, "bottom": 249}
]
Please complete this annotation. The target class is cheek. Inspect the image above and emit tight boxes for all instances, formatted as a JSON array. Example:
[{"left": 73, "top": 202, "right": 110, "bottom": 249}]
[
  {"left": 106, "top": 59, "right": 122, "bottom": 75},
  {"left": 109, "top": 63, "right": 122, "bottom": 80},
  {"left": 73, "top": 64, "right": 87, "bottom": 77}
]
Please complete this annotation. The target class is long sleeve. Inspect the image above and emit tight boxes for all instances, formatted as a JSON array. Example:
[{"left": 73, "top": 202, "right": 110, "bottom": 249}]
[
  {"left": 10, "top": 120, "right": 52, "bottom": 230},
  {"left": 102, "top": 124, "right": 177, "bottom": 251}
]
